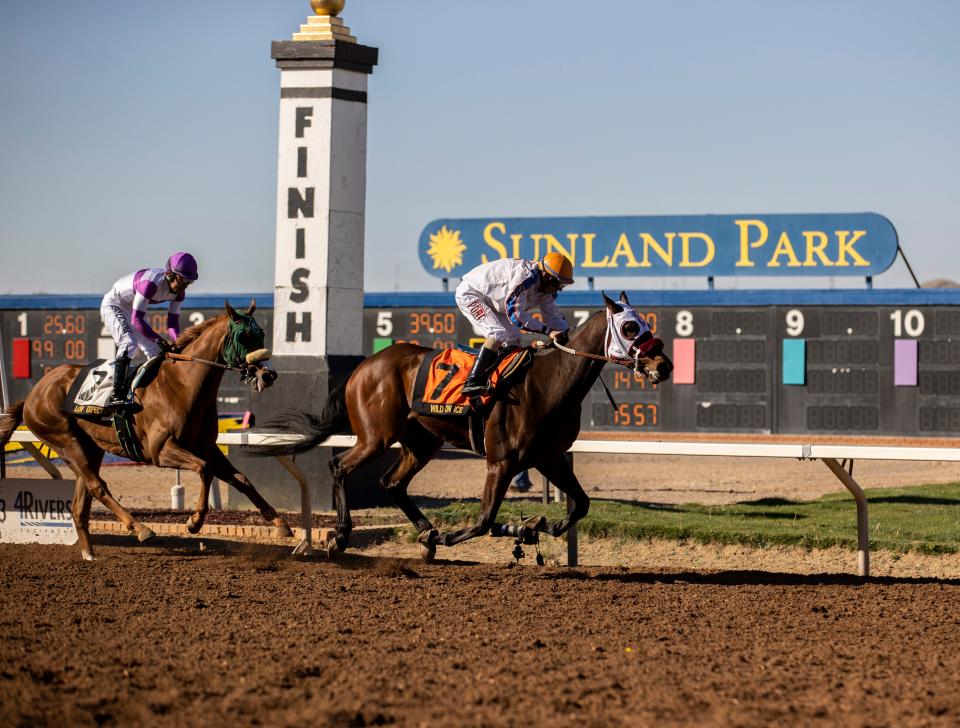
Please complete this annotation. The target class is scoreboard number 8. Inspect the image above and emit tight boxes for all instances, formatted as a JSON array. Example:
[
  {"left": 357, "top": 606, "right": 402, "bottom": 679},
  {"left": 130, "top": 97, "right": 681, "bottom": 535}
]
[{"left": 675, "top": 310, "right": 693, "bottom": 336}]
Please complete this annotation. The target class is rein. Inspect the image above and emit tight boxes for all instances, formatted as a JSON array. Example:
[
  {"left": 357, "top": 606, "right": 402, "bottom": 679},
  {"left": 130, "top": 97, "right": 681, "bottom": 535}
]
[
  {"left": 549, "top": 339, "right": 634, "bottom": 368},
  {"left": 165, "top": 352, "right": 237, "bottom": 371}
]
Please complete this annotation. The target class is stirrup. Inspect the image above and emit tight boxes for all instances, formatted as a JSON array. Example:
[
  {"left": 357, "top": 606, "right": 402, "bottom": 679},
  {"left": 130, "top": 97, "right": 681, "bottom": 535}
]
[
  {"left": 461, "top": 380, "right": 488, "bottom": 396},
  {"left": 103, "top": 397, "right": 134, "bottom": 414}
]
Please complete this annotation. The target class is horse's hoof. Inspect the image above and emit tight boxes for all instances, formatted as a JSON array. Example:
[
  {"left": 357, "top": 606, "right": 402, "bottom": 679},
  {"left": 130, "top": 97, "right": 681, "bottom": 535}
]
[
  {"left": 135, "top": 525, "right": 155, "bottom": 542},
  {"left": 418, "top": 541, "right": 436, "bottom": 564},
  {"left": 522, "top": 515, "right": 548, "bottom": 532},
  {"left": 275, "top": 522, "right": 294, "bottom": 539},
  {"left": 417, "top": 529, "right": 438, "bottom": 563},
  {"left": 186, "top": 518, "right": 202, "bottom": 535},
  {"left": 325, "top": 536, "right": 340, "bottom": 558},
  {"left": 81, "top": 550, "right": 95, "bottom": 562}
]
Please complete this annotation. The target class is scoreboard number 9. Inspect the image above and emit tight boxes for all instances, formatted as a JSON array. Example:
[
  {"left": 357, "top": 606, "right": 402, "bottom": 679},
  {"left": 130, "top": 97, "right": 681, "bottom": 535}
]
[{"left": 785, "top": 309, "right": 805, "bottom": 336}]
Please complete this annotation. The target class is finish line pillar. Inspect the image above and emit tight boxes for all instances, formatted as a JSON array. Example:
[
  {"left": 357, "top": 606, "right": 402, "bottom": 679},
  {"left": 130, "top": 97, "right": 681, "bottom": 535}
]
[{"left": 231, "top": 1, "right": 378, "bottom": 511}]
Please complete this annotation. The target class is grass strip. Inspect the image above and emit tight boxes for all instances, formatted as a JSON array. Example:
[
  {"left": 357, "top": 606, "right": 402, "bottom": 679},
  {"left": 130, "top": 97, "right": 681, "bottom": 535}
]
[{"left": 419, "top": 482, "right": 960, "bottom": 555}]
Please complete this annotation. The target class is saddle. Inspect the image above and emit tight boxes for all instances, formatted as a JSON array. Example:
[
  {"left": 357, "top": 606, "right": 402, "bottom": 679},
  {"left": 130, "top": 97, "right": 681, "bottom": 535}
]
[
  {"left": 62, "top": 359, "right": 155, "bottom": 462},
  {"left": 411, "top": 346, "right": 534, "bottom": 417},
  {"left": 411, "top": 346, "right": 534, "bottom": 456}
]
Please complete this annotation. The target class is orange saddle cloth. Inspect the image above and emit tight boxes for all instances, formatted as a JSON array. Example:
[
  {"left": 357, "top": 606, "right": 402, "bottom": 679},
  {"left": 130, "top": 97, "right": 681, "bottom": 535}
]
[{"left": 411, "top": 347, "right": 531, "bottom": 416}]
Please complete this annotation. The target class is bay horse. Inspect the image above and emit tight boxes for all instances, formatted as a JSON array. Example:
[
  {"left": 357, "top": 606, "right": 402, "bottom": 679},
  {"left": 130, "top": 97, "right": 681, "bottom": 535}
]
[
  {"left": 0, "top": 300, "right": 292, "bottom": 560},
  {"left": 259, "top": 292, "right": 672, "bottom": 562}
]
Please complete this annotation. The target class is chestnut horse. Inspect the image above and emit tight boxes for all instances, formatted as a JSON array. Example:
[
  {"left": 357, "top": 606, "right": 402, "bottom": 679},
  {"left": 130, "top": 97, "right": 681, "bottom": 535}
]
[
  {"left": 0, "top": 301, "right": 292, "bottom": 560},
  {"left": 259, "top": 292, "right": 673, "bottom": 561}
]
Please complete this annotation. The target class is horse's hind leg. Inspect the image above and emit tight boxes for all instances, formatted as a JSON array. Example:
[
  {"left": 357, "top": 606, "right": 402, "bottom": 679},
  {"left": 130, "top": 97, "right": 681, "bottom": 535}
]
[
  {"left": 70, "top": 477, "right": 95, "bottom": 561},
  {"left": 381, "top": 426, "right": 442, "bottom": 554},
  {"left": 56, "top": 436, "right": 155, "bottom": 554},
  {"left": 199, "top": 445, "right": 293, "bottom": 538},
  {"left": 327, "top": 438, "right": 394, "bottom": 553},
  {"left": 533, "top": 456, "right": 589, "bottom": 538}
]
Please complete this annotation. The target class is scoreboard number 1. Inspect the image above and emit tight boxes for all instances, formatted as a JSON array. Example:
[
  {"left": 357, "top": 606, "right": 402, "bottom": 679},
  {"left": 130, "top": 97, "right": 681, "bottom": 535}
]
[{"left": 890, "top": 309, "right": 924, "bottom": 337}]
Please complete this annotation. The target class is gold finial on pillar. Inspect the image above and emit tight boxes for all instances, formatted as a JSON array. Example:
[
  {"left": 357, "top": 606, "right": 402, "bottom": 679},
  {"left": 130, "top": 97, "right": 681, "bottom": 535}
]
[
  {"left": 311, "top": 0, "right": 345, "bottom": 16},
  {"left": 294, "top": 0, "right": 356, "bottom": 42}
]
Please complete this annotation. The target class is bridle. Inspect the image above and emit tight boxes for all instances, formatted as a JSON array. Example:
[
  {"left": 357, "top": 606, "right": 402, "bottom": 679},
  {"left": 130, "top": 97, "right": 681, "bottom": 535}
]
[{"left": 538, "top": 301, "right": 666, "bottom": 382}]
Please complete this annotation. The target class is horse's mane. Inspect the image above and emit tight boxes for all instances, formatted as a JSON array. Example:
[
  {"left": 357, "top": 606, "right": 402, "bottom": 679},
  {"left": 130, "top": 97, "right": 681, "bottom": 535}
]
[{"left": 175, "top": 314, "right": 225, "bottom": 348}]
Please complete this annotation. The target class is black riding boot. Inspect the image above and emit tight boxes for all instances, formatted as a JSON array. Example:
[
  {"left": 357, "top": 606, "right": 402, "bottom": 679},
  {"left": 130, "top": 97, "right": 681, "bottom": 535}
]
[
  {"left": 462, "top": 346, "right": 498, "bottom": 396},
  {"left": 103, "top": 354, "right": 131, "bottom": 414}
]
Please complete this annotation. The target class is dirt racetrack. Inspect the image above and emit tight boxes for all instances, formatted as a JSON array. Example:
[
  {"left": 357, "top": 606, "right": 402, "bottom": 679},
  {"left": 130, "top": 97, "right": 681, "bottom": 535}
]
[{"left": 2, "top": 537, "right": 960, "bottom": 727}]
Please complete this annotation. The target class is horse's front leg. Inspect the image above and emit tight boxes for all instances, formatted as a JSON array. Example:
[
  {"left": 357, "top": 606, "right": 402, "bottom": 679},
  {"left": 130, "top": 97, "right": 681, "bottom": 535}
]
[
  {"left": 202, "top": 446, "right": 293, "bottom": 538},
  {"left": 187, "top": 470, "right": 215, "bottom": 534},
  {"left": 428, "top": 460, "right": 514, "bottom": 548},
  {"left": 534, "top": 455, "right": 590, "bottom": 538},
  {"left": 156, "top": 440, "right": 214, "bottom": 534}
]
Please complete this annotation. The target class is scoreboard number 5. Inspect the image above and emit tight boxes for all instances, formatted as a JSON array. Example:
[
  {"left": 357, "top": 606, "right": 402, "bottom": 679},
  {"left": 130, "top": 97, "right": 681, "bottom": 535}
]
[
  {"left": 376, "top": 311, "right": 393, "bottom": 336},
  {"left": 890, "top": 309, "right": 924, "bottom": 337}
]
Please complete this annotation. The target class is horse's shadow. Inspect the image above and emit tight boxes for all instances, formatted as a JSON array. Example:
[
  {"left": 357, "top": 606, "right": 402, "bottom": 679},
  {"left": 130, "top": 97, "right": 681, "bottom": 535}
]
[
  {"left": 88, "top": 533, "right": 960, "bottom": 586},
  {"left": 541, "top": 568, "right": 960, "bottom": 587}
]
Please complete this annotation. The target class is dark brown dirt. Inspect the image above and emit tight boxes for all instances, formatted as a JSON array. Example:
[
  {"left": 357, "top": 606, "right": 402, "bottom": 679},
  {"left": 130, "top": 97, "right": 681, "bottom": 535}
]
[{"left": 2, "top": 538, "right": 959, "bottom": 727}]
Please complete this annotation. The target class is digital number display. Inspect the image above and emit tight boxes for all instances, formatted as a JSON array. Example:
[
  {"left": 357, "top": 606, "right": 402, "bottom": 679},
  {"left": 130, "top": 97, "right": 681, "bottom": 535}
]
[
  {"left": 697, "top": 404, "right": 766, "bottom": 430},
  {"left": 806, "top": 405, "right": 879, "bottom": 431},
  {"left": 591, "top": 402, "right": 659, "bottom": 428}
]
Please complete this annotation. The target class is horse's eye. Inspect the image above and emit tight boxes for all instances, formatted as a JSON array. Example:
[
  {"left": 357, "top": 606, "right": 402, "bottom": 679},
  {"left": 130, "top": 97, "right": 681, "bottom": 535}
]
[{"left": 621, "top": 321, "right": 640, "bottom": 338}]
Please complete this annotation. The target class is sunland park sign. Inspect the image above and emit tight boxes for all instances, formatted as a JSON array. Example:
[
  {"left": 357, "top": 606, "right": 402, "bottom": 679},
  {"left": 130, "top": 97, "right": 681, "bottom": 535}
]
[{"left": 418, "top": 213, "right": 899, "bottom": 279}]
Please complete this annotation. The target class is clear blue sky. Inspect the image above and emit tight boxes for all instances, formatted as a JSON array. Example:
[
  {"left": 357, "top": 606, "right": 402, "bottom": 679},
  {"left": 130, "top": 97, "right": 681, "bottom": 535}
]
[{"left": 1, "top": 0, "right": 957, "bottom": 294}]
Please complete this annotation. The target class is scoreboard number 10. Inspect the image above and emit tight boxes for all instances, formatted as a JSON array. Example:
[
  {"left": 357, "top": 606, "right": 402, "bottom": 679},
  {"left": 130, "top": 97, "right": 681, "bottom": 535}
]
[{"left": 890, "top": 309, "right": 925, "bottom": 337}]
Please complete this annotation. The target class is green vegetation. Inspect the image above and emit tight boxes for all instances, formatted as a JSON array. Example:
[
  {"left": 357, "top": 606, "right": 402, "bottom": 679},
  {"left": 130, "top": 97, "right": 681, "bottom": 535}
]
[{"left": 420, "top": 483, "right": 960, "bottom": 555}]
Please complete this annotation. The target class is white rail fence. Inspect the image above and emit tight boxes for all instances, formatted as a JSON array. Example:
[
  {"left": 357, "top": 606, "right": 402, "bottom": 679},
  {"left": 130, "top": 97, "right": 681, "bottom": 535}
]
[{"left": 8, "top": 429, "right": 960, "bottom": 577}]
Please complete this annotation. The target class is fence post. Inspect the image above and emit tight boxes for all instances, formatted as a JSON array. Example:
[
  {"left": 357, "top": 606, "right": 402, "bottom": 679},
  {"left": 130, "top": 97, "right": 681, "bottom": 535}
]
[{"left": 565, "top": 451, "right": 578, "bottom": 567}]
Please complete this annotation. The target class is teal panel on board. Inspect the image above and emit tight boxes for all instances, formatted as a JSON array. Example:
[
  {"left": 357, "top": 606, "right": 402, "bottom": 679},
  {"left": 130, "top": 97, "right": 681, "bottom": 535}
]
[{"left": 782, "top": 339, "right": 806, "bottom": 385}]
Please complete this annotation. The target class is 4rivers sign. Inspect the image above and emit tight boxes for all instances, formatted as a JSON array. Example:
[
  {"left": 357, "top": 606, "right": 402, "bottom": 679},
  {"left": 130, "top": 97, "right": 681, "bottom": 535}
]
[
  {"left": 418, "top": 213, "right": 899, "bottom": 279},
  {"left": 0, "top": 479, "right": 77, "bottom": 545}
]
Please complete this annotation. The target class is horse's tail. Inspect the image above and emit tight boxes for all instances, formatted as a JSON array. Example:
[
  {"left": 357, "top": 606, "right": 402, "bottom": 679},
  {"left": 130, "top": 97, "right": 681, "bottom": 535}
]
[
  {"left": 253, "top": 381, "right": 351, "bottom": 457},
  {"left": 0, "top": 401, "right": 25, "bottom": 447}
]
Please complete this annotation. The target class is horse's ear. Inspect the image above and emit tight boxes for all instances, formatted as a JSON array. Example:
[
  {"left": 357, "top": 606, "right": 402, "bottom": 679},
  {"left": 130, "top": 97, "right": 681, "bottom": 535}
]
[
  {"left": 224, "top": 299, "right": 241, "bottom": 322},
  {"left": 602, "top": 290, "right": 618, "bottom": 313},
  {"left": 619, "top": 291, "right": 630, "bottom": 305},
  {"left": 247, "top": 299, "right": 257, "bottom": 315}
]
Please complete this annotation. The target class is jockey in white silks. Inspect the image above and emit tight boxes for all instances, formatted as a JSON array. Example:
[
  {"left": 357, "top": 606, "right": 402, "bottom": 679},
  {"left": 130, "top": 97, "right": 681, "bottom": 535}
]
[
  {"left": 100, "top": 252, "right": 198, "bottom": 413},
  {"left": 455, "top": 252, "right": 574, "bottom": 395}
]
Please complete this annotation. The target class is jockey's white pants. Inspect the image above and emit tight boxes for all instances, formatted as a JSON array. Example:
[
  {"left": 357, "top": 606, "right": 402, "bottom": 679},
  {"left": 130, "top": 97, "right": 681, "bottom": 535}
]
[
  {"left": 455, "top": 286, "right": 521, "bottom": 348},
  {"left": 100, "top": 299, "right": 161, "bottom": 359}
]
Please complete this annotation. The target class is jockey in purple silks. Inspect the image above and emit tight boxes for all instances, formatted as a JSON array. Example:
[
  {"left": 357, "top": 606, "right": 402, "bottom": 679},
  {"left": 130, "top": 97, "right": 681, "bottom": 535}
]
[{"left": 100, "top": 252, "right": 199, "bottom": 413}]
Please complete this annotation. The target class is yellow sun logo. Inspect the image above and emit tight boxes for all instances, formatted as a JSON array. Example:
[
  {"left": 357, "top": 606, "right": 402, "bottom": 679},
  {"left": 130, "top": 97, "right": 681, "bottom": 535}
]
[{"left": 426, "top": 225, "right": 467, "bottom": 273}]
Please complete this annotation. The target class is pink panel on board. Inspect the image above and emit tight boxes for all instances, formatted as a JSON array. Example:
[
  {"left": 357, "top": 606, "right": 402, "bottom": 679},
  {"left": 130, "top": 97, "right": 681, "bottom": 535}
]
[{"left": 671, "top": 338, "right": 696, "bottom": 384}]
